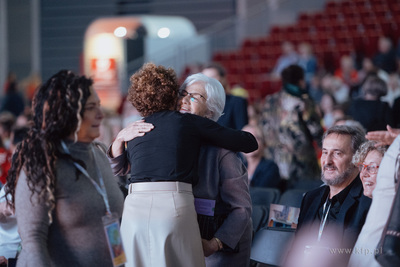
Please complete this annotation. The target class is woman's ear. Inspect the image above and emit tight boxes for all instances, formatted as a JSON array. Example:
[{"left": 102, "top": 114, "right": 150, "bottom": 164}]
[{"left": 205, "top": 110, "right": 214, "bottom": 119}]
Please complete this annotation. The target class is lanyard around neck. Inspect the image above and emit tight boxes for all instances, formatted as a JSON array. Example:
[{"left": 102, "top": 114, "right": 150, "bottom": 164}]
[
  {"left": 61, "top": 141, "right": 111, "bottom": 215},
  {"left": 318, "top": 196, "right": 331, "bottom": 242}
]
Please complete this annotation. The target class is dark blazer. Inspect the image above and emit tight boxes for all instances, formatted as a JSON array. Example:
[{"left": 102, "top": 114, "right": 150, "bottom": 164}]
[
  {"left": 249, "top": 157, "right": 281, "bottom": 189},
  {"left": 297, "top": 177, "right": 371, "bottom": 248},
  {"left": 217, "top": 94, "right": 248, "bottom": 130}
]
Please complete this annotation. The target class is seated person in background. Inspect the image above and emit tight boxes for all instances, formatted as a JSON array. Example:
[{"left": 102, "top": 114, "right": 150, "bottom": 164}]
[
  {"left": 334, "top": 117, "right": 366, "bottom": 135},
  {"left": 241, "top": 124, "right": 280, "bottom": 189},
  {"left": 318, "top": 92, "right": 338, "bottom": 129},
  {"left": 202, "top": 63, "right": 248, "bottom": 130},
  {"left": 297, "top": 42, "right": 317, "bottom": 85},
  {"left": 348, "top": 126, "right": 399, "bottom": 267},
  {"left": 347, "top": 75, "right": 393, "bottom": 132},
  {"left": 373, "top": 36, "right": 398, "bottom": 74},
  {"left": 296, "top": 125, "right": 371, "bottom": 264},
  {"left": 355, "top": 56, "right": 390, "bottom": 99},
  {"left": 352, "top": 141, "right": 387, "bottom": 199},
  {"left": 380, "top": 73, "right": 400, "bottom": 107},
  {"left": 334, "top": 55, "right": 359, "bottom": 88},
  {"left": 270, "top": 41, "right": 299, "bottom": 79}
]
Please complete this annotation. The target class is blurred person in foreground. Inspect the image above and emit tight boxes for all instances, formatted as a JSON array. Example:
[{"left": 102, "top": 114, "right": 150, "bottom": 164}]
[
  {"left": 261, "top": 64, "right": 323, "bottom": 189},
  {"left": 108, "top": 64, "right": 257, "bottom": 267},
  {"left": 296, "top": 125, "right": 371, "bottom": 264},
  {"left": 348, "top": 125, "right": 400, "bottom": 267},
  {"left": 4, "top": 70, "right": 124, "bottom": 266}
]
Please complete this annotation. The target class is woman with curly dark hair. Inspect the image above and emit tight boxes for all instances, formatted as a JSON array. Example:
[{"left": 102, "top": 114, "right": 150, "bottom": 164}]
[
  {"left": 4, "top": 70, "right": 124, "bottom": 266},
  {"left": 108, "top": 63, "right": 257, "bottom": 267}
]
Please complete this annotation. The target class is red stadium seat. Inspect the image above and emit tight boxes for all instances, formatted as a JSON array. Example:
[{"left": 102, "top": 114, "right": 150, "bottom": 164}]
[{"left": 199, "top": 0, "right": 400, "bottom": 94}]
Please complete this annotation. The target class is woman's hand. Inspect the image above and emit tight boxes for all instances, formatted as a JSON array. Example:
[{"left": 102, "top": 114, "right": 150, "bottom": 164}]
[
  {"left": 365, "top": 125, "right": 400, "bottom": 147},
  {"left": 201, "top": 238, "right": 219, "bottom": 257},
  {"left": 110, "top": 120, "right": 154, "bottom": 158}
]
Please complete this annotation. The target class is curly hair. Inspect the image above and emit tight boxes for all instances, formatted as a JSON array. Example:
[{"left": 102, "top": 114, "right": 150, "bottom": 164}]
[
  {"left": 352, "top": 140, "right": 387, "bottom": 166},
  {"left": 5, "top": 70, "right": 92, "bottom": 223},
  {"left": 127, "top": 63, "right": 179, "bottom": 117}
]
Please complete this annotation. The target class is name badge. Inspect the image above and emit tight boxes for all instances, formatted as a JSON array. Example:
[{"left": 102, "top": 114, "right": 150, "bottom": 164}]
[
  {"left": 102, "top": 213, "right": 127, "bottom": 267},
  {"left": 194, "top": 198, "right": 216, "bottom": 216}
]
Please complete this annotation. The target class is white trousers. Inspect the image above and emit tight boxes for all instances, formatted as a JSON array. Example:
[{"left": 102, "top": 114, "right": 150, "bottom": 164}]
[{"left": 120, "top": 181, "right": 206, "bottom": 267}]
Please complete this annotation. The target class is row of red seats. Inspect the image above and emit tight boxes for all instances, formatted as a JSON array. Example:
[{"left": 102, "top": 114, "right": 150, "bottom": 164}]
[{"left": 210, "top": 0, "right": 400, "bottom": 101}]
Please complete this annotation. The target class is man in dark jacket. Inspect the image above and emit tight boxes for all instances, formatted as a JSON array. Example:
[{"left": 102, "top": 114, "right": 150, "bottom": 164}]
[{"left": 296, "top": 125, "right": 371, "bottom": 265}]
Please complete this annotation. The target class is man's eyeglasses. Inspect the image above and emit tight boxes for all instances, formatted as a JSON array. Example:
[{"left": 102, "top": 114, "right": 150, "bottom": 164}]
[
  {"left": 179, "top": 89, "right": 206, "bottom": 103},
  {"left": 358, "top": 163, "right": 380, "bottom": 174}
]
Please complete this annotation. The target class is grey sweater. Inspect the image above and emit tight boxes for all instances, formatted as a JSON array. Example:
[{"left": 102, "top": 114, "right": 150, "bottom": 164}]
[{"left": 15, "top": 141, "right": 124, "bottom": 267}]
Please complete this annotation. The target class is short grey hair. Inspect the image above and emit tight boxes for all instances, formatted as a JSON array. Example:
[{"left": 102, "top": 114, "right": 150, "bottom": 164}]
[
  {"left": 180, "top": 73, "right": 225, "bottom": 121},
  {"left": 323, "top": 125, "right": 366, "bottom": 154},
  {"left": 352, "top": 140, "right": 387, "bottom": 165}
]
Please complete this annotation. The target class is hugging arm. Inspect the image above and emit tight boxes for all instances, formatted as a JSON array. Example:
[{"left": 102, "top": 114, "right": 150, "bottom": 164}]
[
  {"left": 191, "top": 115, "right": 258, "bottom": 153},
  {"left": 108, "top": 120, "right": 153, "bottom": 176},
  {"left": 110, "top": 120, "right": 154, "bottom": 158}
]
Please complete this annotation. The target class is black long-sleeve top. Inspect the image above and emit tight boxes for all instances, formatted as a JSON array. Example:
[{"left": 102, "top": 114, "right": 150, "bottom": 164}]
[{"left": 126, "top": 110, "right": 257, "bottom": 184}]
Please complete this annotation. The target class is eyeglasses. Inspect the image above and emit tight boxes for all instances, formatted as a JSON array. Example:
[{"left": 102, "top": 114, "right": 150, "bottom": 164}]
[
  {"left": 179, "top": 89, "right": 206, "bottom": 103},
  {"left": 358, "top": 163, "right": 380, "bottom": 174}
]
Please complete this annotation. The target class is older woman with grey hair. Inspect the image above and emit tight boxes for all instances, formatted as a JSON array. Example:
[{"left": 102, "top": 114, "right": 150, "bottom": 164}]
[
  {"left": 352, "top": 140, "right": 387, "bottom": 198},
  {"left": 347, "top": 75, "right": 393, "bottom": 132},
  {"left": 178, "top": 73, "right": 225, "bottom": 121},
  {"left": 108, "top": 73, "right": 253, "bottom": 267}
]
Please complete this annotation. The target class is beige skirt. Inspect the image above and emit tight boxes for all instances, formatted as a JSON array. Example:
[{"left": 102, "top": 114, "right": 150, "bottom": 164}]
[{"left": 120, "top": 181, "right": 206, "bottom": 267}]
